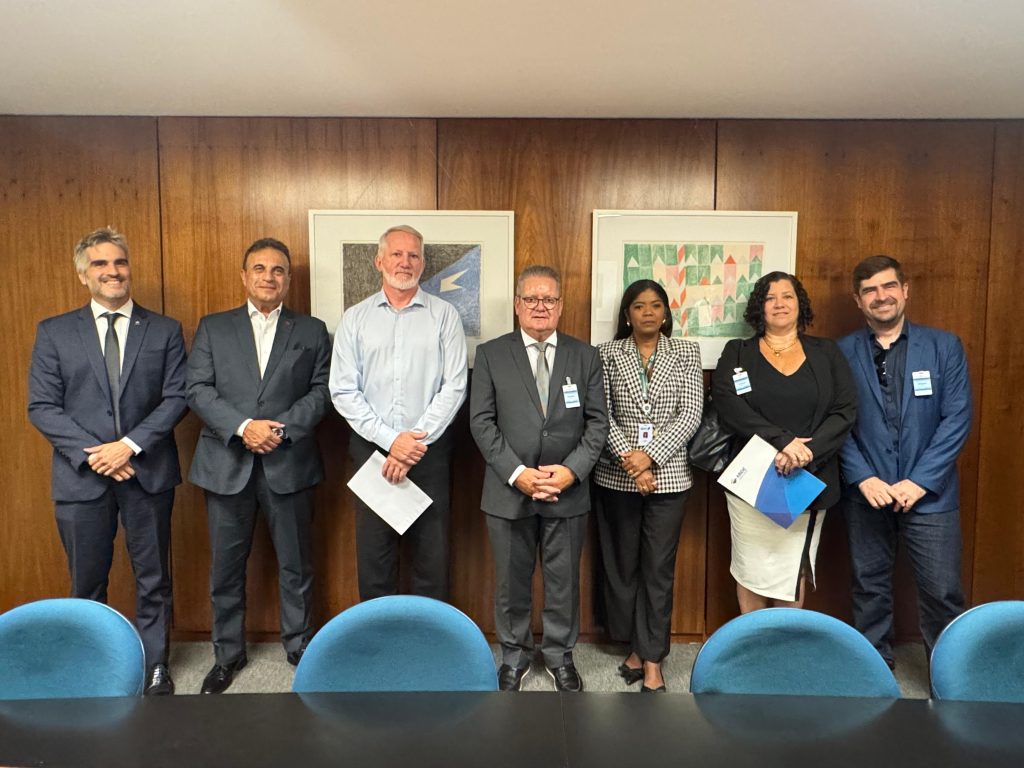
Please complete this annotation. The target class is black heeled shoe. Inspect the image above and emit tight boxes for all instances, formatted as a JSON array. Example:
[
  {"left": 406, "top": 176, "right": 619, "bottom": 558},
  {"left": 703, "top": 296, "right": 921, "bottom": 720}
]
[{"left": 618, "top": 663, "right": 644, "bottom": 685}]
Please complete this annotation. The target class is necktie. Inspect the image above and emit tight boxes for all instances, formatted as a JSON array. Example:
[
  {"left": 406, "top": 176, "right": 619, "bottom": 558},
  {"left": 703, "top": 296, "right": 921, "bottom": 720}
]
[
  {"left": 103, "top": 312, "right": 122, "bottom": 437},
  {"left": 533, "top": 341, "right": 550, "bottom": 416}
]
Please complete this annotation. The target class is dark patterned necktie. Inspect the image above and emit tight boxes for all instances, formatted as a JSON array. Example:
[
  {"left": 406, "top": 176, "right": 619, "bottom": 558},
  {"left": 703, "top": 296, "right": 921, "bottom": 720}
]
[{"left": 102, "top": 312, "right": 122, "bottom": 437}]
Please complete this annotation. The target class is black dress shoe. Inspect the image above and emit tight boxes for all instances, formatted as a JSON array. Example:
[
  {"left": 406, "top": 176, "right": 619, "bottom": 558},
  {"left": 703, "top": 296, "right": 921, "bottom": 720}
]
[
  {"left": 618, "top": 663, "right": 644, "bottom": 686},
  {"left": 286, "top": 644, "right": 307, "bottom": 667},
  {"left": 641, "top": 683, "right": 667, "bottom": 693},
  {"left": 547, "top": 663, "right": 583, "bottom": 692},
  {"left": 144, "top": 663, "right": 175, "bottom": 696},
  {"left": 200, "top": 655, "right": 248, "bottom": 695},
  {"left": 497, "top": 664, "right": 530, "bottom": 691}
]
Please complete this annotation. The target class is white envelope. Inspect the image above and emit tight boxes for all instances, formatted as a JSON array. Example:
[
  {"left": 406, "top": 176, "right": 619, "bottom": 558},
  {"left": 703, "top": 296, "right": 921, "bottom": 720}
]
[{"left": 346, "top": 452, "right": 433, "bottom": 535}]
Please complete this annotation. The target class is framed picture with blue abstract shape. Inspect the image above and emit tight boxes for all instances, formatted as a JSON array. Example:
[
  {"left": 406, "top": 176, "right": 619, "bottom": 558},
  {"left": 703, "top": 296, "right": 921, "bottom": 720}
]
[{"left": 309, "top": 209, "right": 514, "bottom": 366}]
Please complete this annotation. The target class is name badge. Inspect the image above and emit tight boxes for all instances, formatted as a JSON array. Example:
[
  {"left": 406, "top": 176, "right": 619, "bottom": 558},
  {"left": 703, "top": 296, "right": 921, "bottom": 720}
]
[
  {"left": 733, "top": 368, "right": 752, "bottom": 395},
  {"left": 562, "top": 378, "right": 581, "bottom": 408},
  {"left": 637, "top": 424, "right": 654, "bottom": 446},
  {"left": 912, "top": 370, "right": 933, "bottom": 397}
]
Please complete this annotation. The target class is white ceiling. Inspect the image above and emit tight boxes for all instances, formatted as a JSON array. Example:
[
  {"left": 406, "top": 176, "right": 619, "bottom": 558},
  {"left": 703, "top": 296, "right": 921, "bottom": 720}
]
[{"left": 2, "top": 0, "right": 1023, "bottom": 119}]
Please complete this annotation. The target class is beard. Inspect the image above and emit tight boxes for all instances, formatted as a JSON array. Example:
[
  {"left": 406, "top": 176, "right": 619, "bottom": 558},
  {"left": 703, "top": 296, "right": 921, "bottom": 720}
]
[{"left": 382, "top": 271, "right": 419, "bottom": 291}]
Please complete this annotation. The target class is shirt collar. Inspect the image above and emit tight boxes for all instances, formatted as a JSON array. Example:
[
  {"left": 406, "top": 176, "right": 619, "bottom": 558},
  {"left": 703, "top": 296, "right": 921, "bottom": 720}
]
[
  {"left": 520, "top": 329, "right": 558, "bottom": 349},
  {"left": 374, "top": 287, "right": 427, "bottom": 309},
  {"left": 248, "top": 299, "right": 283, "bottom": 320},
  {"left": 91, "top": 299, "right": 133, "bottom": 321}
]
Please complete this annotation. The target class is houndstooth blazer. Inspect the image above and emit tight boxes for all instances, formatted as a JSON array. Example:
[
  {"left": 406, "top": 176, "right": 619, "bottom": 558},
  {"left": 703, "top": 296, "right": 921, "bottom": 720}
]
[{"left": 594, "top": 335, "right": 704, "bottom": 494}]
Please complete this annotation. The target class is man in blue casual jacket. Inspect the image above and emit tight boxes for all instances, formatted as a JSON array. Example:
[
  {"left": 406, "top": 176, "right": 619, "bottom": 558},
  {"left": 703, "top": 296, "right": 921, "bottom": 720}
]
[{"left": 839, "top": 255, "right": 972, "bottom": 667}]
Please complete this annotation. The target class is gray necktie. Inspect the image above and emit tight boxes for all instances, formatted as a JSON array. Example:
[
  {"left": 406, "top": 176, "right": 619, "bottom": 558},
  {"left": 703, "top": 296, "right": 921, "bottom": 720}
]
[
  {"left": 103, "top": 312, "right": 122, "bottom": 437},
  {"left": 532, "top": 341, "right": 550, "bottom": 416}
]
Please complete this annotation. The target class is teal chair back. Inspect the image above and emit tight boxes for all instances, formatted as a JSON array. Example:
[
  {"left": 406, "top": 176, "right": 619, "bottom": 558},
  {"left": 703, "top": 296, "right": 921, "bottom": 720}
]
[
  {"left": 690, "top": 608, "right": 899, "bottom": 698},
  {"left": 293, "top": 595, "right": 497, "bottom": 692},
  {"left": 931, "top": 601, "right": 1024, "bottom": 702},
  {"left": 0, "top": 598, "right": 145, "bottom": 700}
]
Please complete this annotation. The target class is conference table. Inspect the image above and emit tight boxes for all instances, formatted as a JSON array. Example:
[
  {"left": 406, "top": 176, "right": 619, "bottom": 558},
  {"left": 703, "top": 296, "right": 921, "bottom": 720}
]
[{"left": 1, "top": 691, "right": 1022, "bottom": 767}]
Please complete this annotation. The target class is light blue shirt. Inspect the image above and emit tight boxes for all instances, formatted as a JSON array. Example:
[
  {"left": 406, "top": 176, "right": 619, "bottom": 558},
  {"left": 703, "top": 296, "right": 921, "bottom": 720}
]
[{"left": 330, "top": 288, "right": 468, "bottom": 452}]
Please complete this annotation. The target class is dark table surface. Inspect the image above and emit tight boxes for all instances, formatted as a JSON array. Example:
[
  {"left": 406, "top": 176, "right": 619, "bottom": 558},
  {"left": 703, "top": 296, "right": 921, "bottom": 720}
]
[{"left": 2, "top": 691, "right": 1023, "bottom": 768}]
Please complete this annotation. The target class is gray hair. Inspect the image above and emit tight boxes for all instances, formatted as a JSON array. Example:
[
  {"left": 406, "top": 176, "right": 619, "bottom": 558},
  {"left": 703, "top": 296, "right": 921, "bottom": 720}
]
[
  {"left": 377, "top": 225, "right": 425, "bottom": 257},
  {"left": 73, "top": 227, "right": 129, "bottom": 273},
  {"left": 516, "top": 265, "right": 561, "bottom": 295}
]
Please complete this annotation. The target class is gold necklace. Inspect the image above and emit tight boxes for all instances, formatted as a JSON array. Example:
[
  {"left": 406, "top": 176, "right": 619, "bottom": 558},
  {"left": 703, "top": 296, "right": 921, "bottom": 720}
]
[{"left": 762, "top": 336, "right": 798, "bottom": 357}]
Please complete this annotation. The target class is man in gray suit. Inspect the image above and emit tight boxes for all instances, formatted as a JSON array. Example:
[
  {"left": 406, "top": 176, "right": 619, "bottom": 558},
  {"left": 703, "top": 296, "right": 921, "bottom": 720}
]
[
  {"left": 187, "top": 237, "right": 331, "bottom": 694},
  {"left": 470, "top": 265, "right": 608, "bottom": 692},
  {"left": 29, "top": 227, "right": 187, "bottom": 696}
]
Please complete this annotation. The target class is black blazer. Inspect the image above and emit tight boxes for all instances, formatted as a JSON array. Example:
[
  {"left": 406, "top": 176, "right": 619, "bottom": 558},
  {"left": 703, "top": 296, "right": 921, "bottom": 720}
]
[{"left": 711, "top": 334, "right": 857, "bottom": 508}]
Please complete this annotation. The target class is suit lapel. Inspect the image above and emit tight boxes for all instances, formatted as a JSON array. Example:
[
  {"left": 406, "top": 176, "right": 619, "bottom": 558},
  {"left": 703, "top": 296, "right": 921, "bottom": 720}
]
[
  {"left": 78, "top": 306, "right": 113, "bottom": 400},
  {"left": 119, "top": 305, "right": 149, "bottom": 392},
  {"left": 854, "top": 330, "right": 884, "bottom": 411},
  {"left": 260, "top": 309, "right": 295, "bottom": 394},
  {"left": 647, "top": 334, "right": 676, "bottom": 405},
  {"left": 613, "top": 339, "right": 647, "bottom": 412},
  {"left": 547, "top": 338, "right": 570, "bottom": 418},
  {"left": 232, "top": 307, "right": 262, "bottom": 387},
  {"left": 510, "top": 334, "right": 545, "bottom": 418},
  {"left": 902, "top": 323, "right": 923, "bottom": 416}
]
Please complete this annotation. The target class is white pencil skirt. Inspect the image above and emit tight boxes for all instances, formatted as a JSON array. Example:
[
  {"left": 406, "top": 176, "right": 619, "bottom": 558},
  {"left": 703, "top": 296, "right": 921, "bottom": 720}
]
[{"left": 726, "top": 492, "right": 825, "bottom": 602}]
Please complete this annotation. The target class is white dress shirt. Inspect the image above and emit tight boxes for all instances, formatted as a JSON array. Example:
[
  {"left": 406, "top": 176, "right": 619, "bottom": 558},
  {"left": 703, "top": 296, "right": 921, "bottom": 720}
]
[
  {"left": 90, "top": 299, "right": 141, "bottom": 454},
  {"left": 329, "top": 288, "right": 467, "bottom": 452}
]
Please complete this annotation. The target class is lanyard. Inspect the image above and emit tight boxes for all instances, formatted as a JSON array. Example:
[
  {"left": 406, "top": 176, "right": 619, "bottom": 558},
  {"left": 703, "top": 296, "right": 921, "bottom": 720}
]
[{"left": 637, "top": 349, "right": 657, "bottom": 399}]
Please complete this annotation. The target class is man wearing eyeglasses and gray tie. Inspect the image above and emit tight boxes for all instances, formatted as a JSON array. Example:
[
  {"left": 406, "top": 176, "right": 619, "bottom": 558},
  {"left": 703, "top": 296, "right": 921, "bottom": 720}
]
[
  {"left": 28, "top": 227, "right": 188, "bottom": 696},
  {"left": 470, "top": 265, "right": 608, "bottom": 692}
]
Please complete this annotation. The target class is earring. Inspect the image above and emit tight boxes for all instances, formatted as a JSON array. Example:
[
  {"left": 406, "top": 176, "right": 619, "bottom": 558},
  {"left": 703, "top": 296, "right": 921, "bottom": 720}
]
[
  {"left": 626, "top": 319, "right": 631, "bottom": 327},
  {"left": 661, "top": 318, "right": 667, "bottom": 325}
]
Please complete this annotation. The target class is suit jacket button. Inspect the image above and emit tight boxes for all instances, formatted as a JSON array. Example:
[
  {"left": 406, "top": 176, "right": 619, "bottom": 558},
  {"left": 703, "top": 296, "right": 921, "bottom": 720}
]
[
  {"left": 258, "top": 400, "right": 265, "bottom": 407},
  {"left": 542, "top": 430, "right": 549, "bottom": 437}
]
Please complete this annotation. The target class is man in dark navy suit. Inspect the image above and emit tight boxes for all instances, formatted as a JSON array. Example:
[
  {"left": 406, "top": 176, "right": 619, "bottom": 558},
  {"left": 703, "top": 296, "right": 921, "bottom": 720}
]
[
  {"left": 839, "top": 255, "right": 972, "bottom": 667},
  {"left": 29, "top": 227, "right": 188, "bottom": 695}
]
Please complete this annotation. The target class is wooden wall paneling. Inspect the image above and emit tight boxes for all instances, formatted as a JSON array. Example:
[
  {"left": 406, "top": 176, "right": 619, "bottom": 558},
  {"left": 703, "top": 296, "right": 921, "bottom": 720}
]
[
  {"left": 438, "top": 119, "right": 717, "bottom": 638},
  {"left": 158, "top": 117, "right": 438, "bottom": 635},
  {"left": 713, "top": 120, "right": 995, "bottom": 634},
  {"left": 0, "top": 116, "right": 161, "bottom": 615},
  {"left": 973, "top": 122, "right": 1024, "bottom": 601}
]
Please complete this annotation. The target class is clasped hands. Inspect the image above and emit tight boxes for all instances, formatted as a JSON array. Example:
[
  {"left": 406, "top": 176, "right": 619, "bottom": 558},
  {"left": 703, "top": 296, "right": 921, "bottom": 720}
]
[
  {"left": 858, "top": 476, "right": 926, "bottom": 512},
  {"left": 84, "top": 441, "right": 135, "bottom": 481},
  {"left": 514, "top": 465, "right": 576, "bottom": 502},
  {"left": 242, "top": 419, "right": 285, "bottom": 454},
  {"left": 620, "top": 450, "right": 657, "bottom": 495},
  {"left": 774, "top": 437, "right": 813, "bottom": 476},
  {"left": 381, "top": 431, "right": 428, "bottom": 484}
]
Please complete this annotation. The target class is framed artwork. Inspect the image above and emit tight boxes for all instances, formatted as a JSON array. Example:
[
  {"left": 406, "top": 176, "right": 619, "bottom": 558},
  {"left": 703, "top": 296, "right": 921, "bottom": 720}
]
[
  {"left": 591, "top": 210, "right": 798, "bottom": 368},
  {"left": 308, "top": 210, "right": 515, "bottom": 365}
]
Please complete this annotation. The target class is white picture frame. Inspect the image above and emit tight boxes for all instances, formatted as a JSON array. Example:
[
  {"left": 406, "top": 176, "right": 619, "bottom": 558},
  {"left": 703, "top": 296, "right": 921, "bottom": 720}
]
[
  {"left": 591, "top": 210, "right": 798, "bottom": 368},
  {"left": 309, "top": 209, "right": 515, "bottom": 366}
]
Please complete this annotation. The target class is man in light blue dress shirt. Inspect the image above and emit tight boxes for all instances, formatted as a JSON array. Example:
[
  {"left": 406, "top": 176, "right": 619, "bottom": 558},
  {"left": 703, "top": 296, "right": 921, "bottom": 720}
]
[{"left": 330, "top": 225, "right": 468, "bottom": 600}]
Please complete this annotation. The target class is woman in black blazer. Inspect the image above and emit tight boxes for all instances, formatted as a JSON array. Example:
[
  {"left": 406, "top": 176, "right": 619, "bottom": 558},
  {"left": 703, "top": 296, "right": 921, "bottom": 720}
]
[
  {"left": 595, "top": 280, "right": 703, "bottom": 692},
  {"left": 711, "top": 272, "right": 856, "bottom": 613}
]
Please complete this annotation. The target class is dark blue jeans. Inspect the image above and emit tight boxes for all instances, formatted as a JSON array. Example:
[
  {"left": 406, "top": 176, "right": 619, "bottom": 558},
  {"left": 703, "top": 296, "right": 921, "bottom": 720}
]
[{"left": 844, "top": 500, "right": 964, "bottom": 663}]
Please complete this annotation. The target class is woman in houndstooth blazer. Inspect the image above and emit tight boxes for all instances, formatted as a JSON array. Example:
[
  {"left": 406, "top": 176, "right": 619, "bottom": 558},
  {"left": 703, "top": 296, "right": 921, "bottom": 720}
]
[{"left": 594, "top": 280, "right": 703, "bottom": 692}]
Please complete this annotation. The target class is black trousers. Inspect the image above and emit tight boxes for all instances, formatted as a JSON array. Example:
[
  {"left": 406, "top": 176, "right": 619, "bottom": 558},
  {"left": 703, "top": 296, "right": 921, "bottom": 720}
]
[
  {"left": 349, "top": 431, "right": 453, "bottom": 601},
  {"left": 55, "top": 481, "right": 174, "bottom": 668},
  {"left": 595, "top": 486, "right": 688, "bottom": 663},
  {"left": 205, "top": 459, "right": 314, "bottom": 665}
]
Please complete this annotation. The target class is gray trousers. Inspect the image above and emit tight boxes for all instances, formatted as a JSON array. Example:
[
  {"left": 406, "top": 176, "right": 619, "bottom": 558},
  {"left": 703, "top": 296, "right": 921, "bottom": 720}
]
[
  {"left": 206, "top": 459, "right": 314, "bottom": 665},
  {"left": 486, "top": 512, "right": 588, "bottom": 670}
]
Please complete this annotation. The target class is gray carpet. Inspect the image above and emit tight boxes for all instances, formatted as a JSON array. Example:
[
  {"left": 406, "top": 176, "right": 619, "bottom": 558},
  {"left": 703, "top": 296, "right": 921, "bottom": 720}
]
[{"left": 168, "top": 640, "right": 930, "bottom": 697}]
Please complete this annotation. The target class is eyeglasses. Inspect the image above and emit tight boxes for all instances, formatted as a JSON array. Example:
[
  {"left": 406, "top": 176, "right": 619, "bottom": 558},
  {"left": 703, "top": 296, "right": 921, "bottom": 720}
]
[
  {"left": 873, "top": 347, "right": 888, "bottom": 388},
  {"left": 518, "top": 296, "right": 561, "bottom": 309}
]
